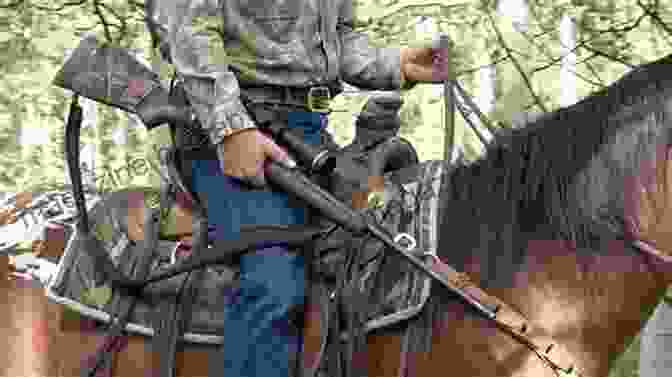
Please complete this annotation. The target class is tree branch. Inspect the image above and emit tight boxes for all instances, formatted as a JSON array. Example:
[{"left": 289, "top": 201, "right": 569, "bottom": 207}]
[
  {"left": 580, "top": 43, "right": 636, "bottom": 68},
  {"left": 485, "top": 8, "right": 548, "bottom": 113},
  {"left": 578, "top": 10, "right": 647, "bottom": 35},
  {"left": 456, "top": 55, "right": 510, "bottom": 77},
  {"left": 517, "top": 13, "right": 626, "bottom": 89},
  {"left": 351, "top": 2, "right": 468, "bottom": 32},
  {"left": 99, "top": 2, "right": 128, "bottom": 44},
  {"left": 527, "top": 35, "right": 634, "bottom": 74},
  {"left": 638, "top": 0, "right": 672, "bottom": 38},
  {"left": 0, "top": 0, "right": 24, "bottom": 9},
  {"left": 127, "top": 0, "right": 143, "bottom": 9},
  {"left": 92, "top": 0, "right": 113, "bottom": 43},
  {"left": 33, "top": 0, "right": 87, "bottom": 12},
  {"left": 582, "top": 55, "right": 607, "bottom": 87}
]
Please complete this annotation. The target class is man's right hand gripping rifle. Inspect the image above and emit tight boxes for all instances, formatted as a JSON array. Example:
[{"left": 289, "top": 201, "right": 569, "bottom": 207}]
[
  {"left": 145, "top": 8, "right": 296, "bottom": 188},
  {"left": 217, "top": 127, "right": 296, "bottom": 188}
]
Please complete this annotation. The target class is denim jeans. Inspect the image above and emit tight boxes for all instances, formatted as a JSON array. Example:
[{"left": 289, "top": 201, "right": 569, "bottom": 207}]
[{"left": 190, "top": 111, "right": 326, "bottom": 377}]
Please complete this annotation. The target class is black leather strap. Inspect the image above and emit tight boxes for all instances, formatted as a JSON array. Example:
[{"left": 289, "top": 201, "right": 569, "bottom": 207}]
[
  {"left": 65, "top": 93, "right": 178, "bottom": 377},
  {"left": 82, "top": 189, "right": 167, "bottom": 377},
  {"left": 151, "top": 183, "right": 186, "bottom": 377},
  {"left": 239, "top": 81, "right": 343, "bottom": 109}
]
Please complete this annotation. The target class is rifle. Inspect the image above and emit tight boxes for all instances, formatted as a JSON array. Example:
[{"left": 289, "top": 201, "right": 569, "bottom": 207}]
[{"left": 53, "top": 35, "right": 500, "bottom": 324}]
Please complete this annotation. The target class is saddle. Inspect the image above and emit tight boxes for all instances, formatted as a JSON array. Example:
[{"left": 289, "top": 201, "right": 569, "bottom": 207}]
[
  {"left": 48, "top": 35, "right": 440, "bottom": 377},
  {"left": 47, "top": 159, "right": 444, "bottom": 377}
]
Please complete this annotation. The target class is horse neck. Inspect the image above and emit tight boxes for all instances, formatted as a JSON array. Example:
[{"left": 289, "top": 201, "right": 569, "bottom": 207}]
[{"left": 479, "top": 238, "right": 671, "bottom": 376}]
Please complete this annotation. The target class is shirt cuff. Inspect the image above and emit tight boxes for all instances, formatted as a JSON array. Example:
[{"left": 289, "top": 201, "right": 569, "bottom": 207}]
[{"left": 207, "top": 110, "right": 257, "bottom": 146}]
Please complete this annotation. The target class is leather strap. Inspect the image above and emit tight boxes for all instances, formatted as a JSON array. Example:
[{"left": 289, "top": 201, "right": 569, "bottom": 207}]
[
  {"left": 427, "top": 256, "right": 581, "bottom": 376},
  {"left": 239, "top": 81, "right": 343, "bottom": 110},
  {"left": 151, "top": 183, "right": 186, "bottom": 377},
  {"left": 80, "top": 193, "right": 165, "bottom": 377},
  {"left": 64, "top": 94, "right": 165, "bottom": 377},
  {"left": 84, "top": 191, "right": 167, "bottom": 377}
]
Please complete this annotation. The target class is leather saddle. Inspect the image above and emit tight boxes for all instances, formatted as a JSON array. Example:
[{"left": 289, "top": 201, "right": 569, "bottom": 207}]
[
  {"left": 48, "top": 34, "right": 440, "bottom": 377},
  {"left": 47, "top": 158, "right": 444, "bottom": 377}
]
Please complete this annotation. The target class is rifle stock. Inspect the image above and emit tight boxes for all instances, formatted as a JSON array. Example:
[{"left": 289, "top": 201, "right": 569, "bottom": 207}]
[{"left": 53, "top": 34, "right": 177, "bottom": 130}]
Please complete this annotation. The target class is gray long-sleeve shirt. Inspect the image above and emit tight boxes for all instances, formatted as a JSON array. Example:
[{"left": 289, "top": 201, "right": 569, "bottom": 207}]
[{"left": 146, "top": 0, "right": 414, "bottom": 146}]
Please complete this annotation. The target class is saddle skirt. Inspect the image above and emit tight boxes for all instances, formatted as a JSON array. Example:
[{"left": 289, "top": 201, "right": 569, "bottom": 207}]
[{"left": 45, "top": 160, "right": 445, "bottom": 351}]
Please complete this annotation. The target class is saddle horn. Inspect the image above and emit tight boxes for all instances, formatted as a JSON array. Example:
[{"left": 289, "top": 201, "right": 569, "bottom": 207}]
[{"left": 332, "top": 93, "right": 420, "bottom": 204}]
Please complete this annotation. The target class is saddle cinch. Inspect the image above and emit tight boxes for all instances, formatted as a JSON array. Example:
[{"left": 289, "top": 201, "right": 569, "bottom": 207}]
[{"left": 48, "top": 35, "right": 444, "bottom": 377}]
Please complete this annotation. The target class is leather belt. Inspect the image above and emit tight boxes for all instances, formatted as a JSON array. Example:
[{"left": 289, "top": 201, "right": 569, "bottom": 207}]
[{"left": 239, "top": 82, "right": 343, "bottom": 113}]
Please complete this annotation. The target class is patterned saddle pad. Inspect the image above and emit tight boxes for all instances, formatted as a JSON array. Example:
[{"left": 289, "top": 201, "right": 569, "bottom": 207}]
[{"left": 46, "top": 160, "right": 445, "bottom": 344}]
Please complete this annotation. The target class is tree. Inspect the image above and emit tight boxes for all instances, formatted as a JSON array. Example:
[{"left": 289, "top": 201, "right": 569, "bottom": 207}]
[{"left": 1, "top": 0, "right": 672, "bottom": 191}]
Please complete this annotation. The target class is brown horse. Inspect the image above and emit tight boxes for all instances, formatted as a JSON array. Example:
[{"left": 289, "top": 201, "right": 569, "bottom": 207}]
[
  {"left": 7, "top": 54, "right": 672, "bottom": 377},
  {"left": 0, "top": 195, "right": 123, "bottom": 377}
]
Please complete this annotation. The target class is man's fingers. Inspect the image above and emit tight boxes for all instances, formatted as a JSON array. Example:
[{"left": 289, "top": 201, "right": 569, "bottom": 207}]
[
  {"left": 241, "top": 174, "right": 267, "bottom": 189},
  {"left": 262, "top": 133, "right": 297, "bottom": 169}
]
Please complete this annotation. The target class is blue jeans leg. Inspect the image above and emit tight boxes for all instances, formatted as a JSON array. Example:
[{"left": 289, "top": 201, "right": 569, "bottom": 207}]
[{"left": 190, "top": 111, "right": 326, "bottom": 377}]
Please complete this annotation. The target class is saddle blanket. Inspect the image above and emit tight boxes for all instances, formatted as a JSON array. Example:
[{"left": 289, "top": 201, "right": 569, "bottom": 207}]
[
  {"left": 45, "top": 160, "right": 445, "bottom": 345},
  {"left": 0, "top": 188, "right": 101, "bottom": 254}
]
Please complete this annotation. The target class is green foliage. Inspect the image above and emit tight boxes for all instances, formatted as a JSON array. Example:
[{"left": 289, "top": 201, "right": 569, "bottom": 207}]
[
  {"left": 609, "top": 334, "right": 640, "bottom": 377},
  {"left": 1, "top": 0, "right": 672, "bottom": 182},
  {"left": 398, "top": 95, "right": 423, "bottom": 135}
]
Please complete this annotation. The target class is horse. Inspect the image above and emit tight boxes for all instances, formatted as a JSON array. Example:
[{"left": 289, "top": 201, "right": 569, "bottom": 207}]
[
  {"left": 0, "top": 193, "right": 121, "bottom": 377},
  {"left": 7, "top": 52, "right": 672, "bottom": 377}
]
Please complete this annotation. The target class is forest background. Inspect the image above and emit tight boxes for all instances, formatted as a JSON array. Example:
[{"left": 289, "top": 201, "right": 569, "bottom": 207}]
[{"left": 2, "top": 1, "right": 672, "bottom": 375}]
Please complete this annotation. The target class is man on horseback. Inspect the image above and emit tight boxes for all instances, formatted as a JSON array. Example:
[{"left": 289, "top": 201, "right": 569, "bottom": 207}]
[{"left": 145, "top": 1, "right": 448, "bottom": 376}]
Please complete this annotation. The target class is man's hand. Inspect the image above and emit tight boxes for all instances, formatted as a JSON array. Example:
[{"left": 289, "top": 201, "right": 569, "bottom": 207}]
[
  {"left": 400, "top": 44, "right": 450, "bottom": 84},
  {"left": 217, "top": 129, "right": 296, "bottom": 188}
]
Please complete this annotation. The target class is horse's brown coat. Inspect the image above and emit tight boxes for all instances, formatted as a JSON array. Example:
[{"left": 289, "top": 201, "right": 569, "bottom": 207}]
[{"left": 3, "top": 153, "right": 672, "bottom": 377}]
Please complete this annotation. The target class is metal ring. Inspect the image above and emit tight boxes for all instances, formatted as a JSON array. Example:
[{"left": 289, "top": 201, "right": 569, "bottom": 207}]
[{"left": 393, "top": 233, "right": 417, "bottom": 251}]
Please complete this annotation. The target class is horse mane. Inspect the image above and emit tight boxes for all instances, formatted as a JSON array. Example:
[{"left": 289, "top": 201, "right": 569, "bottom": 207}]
[{"left": 437, "top": 54, "right": 672, "bottom": 289}]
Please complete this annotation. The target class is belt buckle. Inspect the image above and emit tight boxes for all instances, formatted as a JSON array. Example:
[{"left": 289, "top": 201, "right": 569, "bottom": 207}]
[{"left": 307, "top": 86, "right": 331, "bottom": 113}]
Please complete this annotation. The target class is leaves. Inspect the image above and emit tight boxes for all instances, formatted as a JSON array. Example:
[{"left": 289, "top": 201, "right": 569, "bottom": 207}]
[
  {"left": 94, "top": 220, "right": 114, "bottom": 242},
  {"left": 81, "top": 283, "right": 112, "bottom": 309},
  {"left": 1, "top": 0, "right": 672, "bottom": 188}
]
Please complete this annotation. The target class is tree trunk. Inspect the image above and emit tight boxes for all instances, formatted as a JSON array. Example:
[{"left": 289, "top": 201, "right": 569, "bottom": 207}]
[{"left": 559, "top": 15, "right": 578, "bottom": 107}]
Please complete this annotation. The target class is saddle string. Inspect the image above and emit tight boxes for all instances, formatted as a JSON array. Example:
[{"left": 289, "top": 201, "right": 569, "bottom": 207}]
[
  {"left": 84, "top": 185, "right": 174, "bottom": 377},
  {"left": 349, "top": 217, "right": 381, "bottom": 377},
  {"left": 330, "top": 188, "right": 416, "bottom": 377},
  {"left": 322, "top": 214, "right": 375, "bottom": 377}
]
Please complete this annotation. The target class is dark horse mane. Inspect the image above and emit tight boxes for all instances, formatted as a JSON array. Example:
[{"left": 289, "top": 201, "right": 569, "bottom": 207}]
[{"left": 437, "top": 54, "right": 672, "bottom": 289}]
